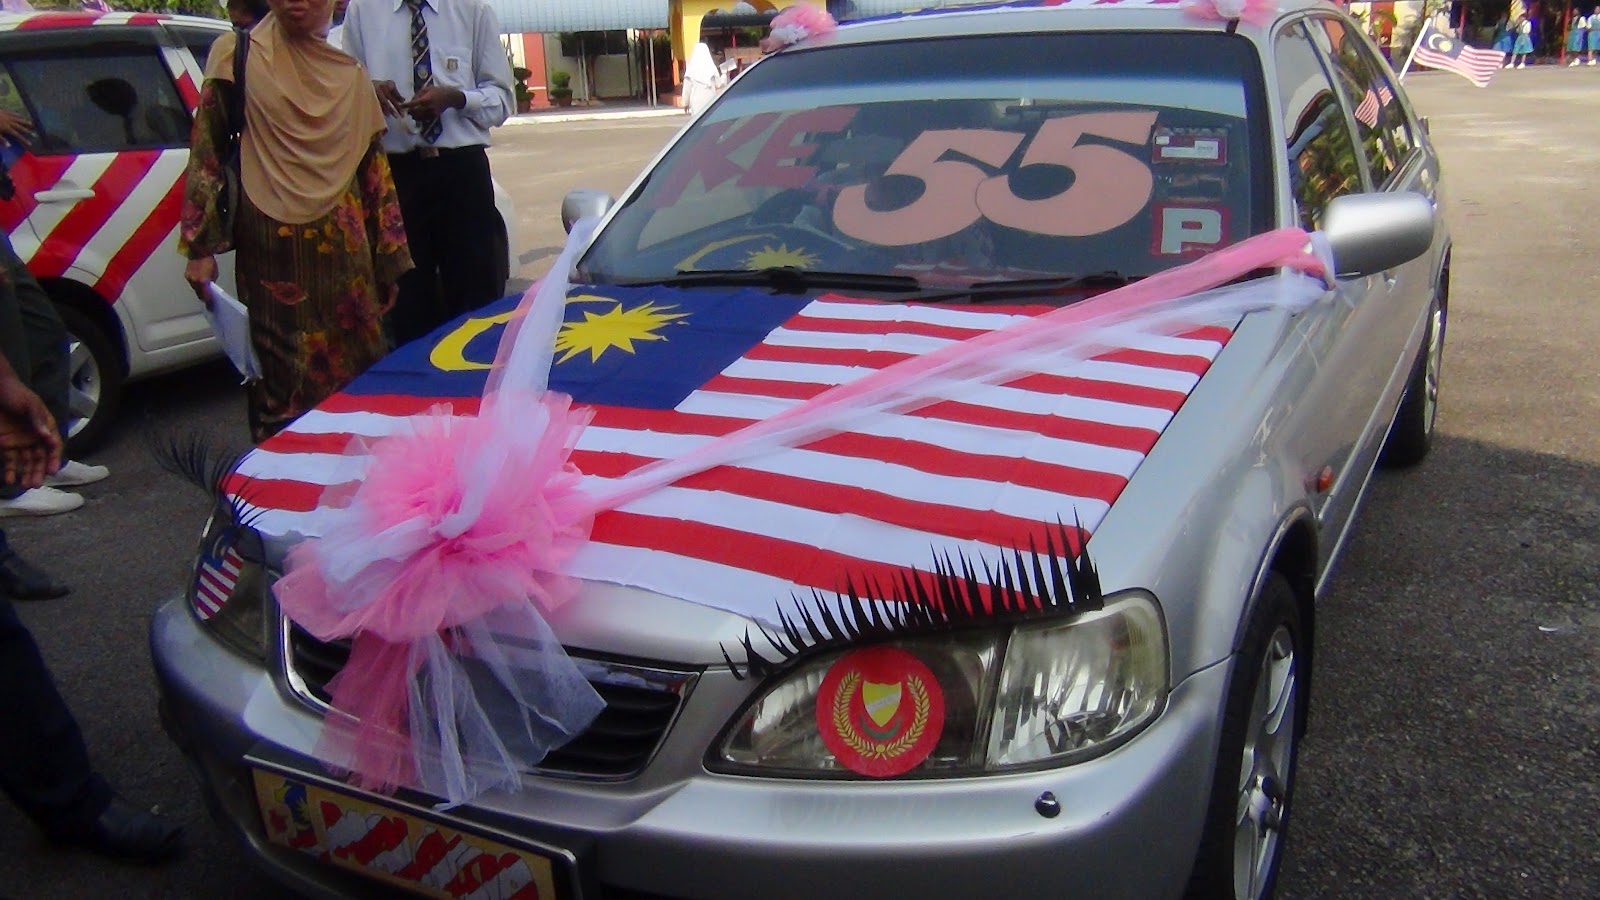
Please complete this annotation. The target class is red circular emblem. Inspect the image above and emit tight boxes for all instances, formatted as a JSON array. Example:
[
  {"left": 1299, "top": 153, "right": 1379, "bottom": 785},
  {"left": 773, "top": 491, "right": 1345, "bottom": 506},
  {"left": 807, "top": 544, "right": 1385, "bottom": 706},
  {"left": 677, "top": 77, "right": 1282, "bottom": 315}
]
[{"left": 815, "top": 646, "right": 946, "bottom": 777}]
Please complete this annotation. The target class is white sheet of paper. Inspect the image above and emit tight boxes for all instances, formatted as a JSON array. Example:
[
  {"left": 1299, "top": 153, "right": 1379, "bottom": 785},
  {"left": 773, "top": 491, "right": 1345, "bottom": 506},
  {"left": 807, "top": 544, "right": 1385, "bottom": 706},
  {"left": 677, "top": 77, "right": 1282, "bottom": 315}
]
[{"left": 203, "top": 282, "right": 263, "bottom": 382}]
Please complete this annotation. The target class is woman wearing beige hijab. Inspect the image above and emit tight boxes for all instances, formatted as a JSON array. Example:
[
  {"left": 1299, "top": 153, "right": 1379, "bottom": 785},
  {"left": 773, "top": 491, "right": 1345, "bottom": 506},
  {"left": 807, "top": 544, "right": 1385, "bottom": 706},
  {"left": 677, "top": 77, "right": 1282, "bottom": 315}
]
[{"left": 180, "top": 0, "right": 411, "bottom": 442}]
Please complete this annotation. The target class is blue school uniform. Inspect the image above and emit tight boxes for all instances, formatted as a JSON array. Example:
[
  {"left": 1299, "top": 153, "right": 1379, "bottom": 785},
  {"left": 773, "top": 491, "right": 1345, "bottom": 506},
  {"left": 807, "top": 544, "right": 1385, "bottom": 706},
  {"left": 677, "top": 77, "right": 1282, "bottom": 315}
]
[
  {"left": 1588, "top": 14, "right": 1600, "bottom": 50},
  {"left": 1513, "top": 20, "right": 1535, "bottom": 55},
  {"left": 1569, "top": 18, "right": 1588, "bottom": 53},
  {"left": 1493, "top": 24, "right": 1515, "bottom": 53}
]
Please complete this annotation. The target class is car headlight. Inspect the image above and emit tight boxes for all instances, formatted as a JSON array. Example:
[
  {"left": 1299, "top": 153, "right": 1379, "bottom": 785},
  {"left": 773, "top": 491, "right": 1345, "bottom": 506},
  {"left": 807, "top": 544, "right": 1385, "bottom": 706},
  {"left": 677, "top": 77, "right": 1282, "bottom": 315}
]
[
  {"left": 186, "top": 506, "right": 270, "bottom": 661},
  {"left": 711, "top": 591, "right": 1167, "bottom": 777}
]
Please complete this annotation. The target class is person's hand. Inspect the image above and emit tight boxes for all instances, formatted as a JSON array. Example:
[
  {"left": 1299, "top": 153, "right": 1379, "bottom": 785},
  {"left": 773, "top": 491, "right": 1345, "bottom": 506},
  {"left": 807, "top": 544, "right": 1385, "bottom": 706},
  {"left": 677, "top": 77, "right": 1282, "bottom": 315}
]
[
  {"left": 0, "top": 375, "right": 61, "bottom": 489},
  {"left": 402, "top": 86, "right": 465, "bottom": 123},
  {"left": 0, "top": 108, "right": 33, "bottom": 148},
  {"left": 185, "top": 256, "right": 217, "bottom": 304},
  {"left": 372, "top": 80, "right": 405, "bottom": 118}
]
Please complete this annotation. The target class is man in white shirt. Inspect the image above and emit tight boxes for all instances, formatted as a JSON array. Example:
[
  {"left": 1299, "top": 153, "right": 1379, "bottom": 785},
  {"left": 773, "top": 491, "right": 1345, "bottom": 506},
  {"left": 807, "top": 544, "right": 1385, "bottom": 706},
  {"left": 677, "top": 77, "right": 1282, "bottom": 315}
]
[
  {"left": 325, "top": 0, "right": 348, "bottom": 49},
  {"left": 341, "top": 0, "right": 515, "bottom": 345}
]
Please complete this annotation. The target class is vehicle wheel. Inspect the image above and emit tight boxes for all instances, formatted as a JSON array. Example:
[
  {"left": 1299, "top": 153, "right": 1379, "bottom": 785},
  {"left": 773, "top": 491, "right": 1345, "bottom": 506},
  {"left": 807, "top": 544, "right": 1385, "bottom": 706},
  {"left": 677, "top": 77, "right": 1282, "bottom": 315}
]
[
  {"left": 1381, "top": 290, "right": 1445, "bottom": 468},
  {"left": 1185, "top": 574, "right": 1304, "bottom": 900},
  {"left": 55, "top": 304, "right": 124, "bottom": 457}
]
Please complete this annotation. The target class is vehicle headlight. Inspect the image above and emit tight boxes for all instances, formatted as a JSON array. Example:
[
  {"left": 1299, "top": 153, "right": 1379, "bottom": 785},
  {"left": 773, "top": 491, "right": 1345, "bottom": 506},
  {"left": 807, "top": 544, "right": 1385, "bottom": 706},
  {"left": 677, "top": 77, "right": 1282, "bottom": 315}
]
[
  {"left": 186, "top": 506, "right": 269, "bottom": 661},
  {"left": 711, "top": 591, "right": 1167, "bottom": 777}
]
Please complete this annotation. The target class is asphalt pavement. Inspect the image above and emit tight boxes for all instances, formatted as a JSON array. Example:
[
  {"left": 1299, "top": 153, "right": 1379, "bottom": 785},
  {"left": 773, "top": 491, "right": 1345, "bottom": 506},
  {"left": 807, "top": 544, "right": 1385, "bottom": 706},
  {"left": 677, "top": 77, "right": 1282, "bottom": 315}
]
[{"left": 0, "top": 68, "right": 1595, "bottom": 899}]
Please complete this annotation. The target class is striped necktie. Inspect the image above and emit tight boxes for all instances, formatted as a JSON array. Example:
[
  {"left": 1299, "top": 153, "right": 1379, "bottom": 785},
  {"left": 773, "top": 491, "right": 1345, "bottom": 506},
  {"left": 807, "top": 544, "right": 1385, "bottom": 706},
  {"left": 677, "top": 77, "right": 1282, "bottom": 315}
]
[{"left": 405, "top": 0, "right": 443, "bottom": 144}]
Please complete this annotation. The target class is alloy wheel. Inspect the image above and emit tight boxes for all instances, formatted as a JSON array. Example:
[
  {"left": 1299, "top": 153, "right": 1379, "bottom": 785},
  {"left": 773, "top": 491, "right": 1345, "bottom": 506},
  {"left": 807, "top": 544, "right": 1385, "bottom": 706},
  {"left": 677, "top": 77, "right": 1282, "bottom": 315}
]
[
  {"left": 1420, "top": 302, "right": 1444, "bottom": 435},
  {"left": 64, "top": 331, "right": 102, "bottom": 441},
  {"left": 1232, "top": 625, "right": 1299, "bottom": 900}
]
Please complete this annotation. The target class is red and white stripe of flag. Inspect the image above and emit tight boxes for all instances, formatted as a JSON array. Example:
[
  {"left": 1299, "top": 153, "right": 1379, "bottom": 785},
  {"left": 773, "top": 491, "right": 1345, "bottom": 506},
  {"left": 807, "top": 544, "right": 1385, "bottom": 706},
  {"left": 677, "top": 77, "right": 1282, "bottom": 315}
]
[
  {"left": 1353, "top": 83, "right": 1393, "bottom": 129},
  {"left": 234, "top": 296, "right": 1233, "bottom": 622},
  {"left": 194, "top": 544, "right": 243, "bottom": 621},
  {"left": 1420, "top": 37, "right": 1504, "bottom": 86}
]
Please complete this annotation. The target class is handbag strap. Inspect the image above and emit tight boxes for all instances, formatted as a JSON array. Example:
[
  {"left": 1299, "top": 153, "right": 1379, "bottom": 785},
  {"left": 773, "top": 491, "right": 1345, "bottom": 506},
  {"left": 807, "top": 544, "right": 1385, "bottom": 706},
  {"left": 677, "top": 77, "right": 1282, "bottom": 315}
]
[{"left": 227, "top": 26, "right": 249, "bottom": 141}]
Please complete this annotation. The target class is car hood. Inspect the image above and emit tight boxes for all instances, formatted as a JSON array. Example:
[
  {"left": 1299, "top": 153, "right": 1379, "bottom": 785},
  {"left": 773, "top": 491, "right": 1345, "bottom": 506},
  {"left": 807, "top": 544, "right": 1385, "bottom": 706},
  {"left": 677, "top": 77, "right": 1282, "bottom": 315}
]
[{"left": 235, "top": 283, "right": 1240, "bottom": 663}]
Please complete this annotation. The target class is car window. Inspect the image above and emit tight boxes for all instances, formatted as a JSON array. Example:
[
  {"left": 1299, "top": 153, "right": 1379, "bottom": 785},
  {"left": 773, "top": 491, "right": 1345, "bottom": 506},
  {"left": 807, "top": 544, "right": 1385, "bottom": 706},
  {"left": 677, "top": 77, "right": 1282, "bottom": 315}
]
[
  {"left": 0, "top": 67, "right": 23, "bottom": 121},
  {"left": 1307, "top": 17, "right": 1411, "bottom": 187},
  {"left": 3, "top": 47, "right": 191, "bottom": 155},
  {"left": 1275, "top": 21, "right": 1364, "bottom": 231},
  {"left": 168, "top": 24, "right": 224, "bottom": 73},
  {"left": 583, "top": 32, "right": 1272, "bottom": 289}
]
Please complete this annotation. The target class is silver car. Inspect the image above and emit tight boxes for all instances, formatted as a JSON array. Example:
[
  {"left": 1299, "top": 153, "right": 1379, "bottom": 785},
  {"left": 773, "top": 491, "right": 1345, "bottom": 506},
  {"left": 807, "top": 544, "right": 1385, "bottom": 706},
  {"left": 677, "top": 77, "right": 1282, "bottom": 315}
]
[{"left": 150, "top": 2, "right": 1448, "bottom": 899}]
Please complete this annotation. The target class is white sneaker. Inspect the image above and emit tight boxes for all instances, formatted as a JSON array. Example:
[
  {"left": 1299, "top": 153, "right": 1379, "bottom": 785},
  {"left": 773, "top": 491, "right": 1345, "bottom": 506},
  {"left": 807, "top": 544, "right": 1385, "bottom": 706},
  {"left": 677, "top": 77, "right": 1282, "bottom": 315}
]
[
  {"left": 0, "top": 487, "right": 85, "bottom": 518},
  {"left": 1589, "top": 59, "right": 1597, "bottom": 66},
  {"left": 45, "top": 460, "right": 109, "bottom": 487},
  {"left": 1571, "top": 59, "right": 1581, "bottom": 66}
]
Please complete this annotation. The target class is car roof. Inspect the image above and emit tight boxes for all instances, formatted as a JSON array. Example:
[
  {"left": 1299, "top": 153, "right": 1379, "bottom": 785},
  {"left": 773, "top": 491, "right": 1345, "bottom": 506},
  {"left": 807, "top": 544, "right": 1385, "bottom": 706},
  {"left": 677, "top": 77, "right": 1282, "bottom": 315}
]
[
  {"left": 0, "top": 10, "right": 227, "bottom": 32},
  {"left": 811, "top": 0, "right": 1339, "bottom": 46}
]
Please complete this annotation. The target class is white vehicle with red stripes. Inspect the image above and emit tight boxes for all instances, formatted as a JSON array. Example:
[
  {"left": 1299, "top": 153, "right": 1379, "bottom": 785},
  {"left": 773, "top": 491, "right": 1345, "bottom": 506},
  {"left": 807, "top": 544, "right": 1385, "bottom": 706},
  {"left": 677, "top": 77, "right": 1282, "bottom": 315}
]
[
  {"left": 0, "top": 9, "right": 516, "bottom": 452},
  {"left": 151, "top": 3, "right": 1449, "bottom": 900}
]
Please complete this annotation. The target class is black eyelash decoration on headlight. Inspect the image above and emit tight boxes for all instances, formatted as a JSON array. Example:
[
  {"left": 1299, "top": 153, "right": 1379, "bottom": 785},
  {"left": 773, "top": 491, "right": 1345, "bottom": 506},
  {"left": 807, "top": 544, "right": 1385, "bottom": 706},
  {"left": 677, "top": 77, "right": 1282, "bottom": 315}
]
[
  {"left": 722, "top": 518, "right": 1103, "bottom": 680},
  {"left": 151, "top": 429, "right": 265, "bottom": 529}
]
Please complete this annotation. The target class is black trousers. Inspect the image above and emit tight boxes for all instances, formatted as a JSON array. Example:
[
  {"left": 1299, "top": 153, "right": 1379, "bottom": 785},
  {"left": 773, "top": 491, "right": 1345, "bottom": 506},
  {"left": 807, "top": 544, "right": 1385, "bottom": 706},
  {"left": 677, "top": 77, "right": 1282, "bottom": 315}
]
[
  {"left": 0, "top": 229, "right": 70, "bottom": 438},
  {"left": 0, "top": 592, "right": 112, "bottom": 838},
  {"left": 385, "top": 145, "right": 510, "bottom": 347}
]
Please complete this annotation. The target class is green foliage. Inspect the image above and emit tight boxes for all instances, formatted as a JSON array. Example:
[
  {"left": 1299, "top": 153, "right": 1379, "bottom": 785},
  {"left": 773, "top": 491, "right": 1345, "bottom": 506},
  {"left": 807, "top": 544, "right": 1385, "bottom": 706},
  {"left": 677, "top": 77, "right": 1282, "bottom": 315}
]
[
  {"left": 510, "top": 62, "right": 532, "bottom": 105},
  {"left": 549, "top": 69, "right": 572, "bottom": 91}
]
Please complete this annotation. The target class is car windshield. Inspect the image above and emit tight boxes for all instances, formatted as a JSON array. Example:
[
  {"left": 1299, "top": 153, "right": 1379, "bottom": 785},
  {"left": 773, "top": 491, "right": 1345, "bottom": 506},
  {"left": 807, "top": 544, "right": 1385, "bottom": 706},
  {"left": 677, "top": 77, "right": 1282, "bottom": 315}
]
[{"left": 581, "top": 31, "right": 1271, "bottom": 293}]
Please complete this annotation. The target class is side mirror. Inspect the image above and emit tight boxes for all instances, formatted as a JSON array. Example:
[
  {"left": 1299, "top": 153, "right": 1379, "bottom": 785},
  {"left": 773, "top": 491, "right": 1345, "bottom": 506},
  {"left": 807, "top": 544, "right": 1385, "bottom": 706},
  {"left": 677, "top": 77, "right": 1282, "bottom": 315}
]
[
  {"left": 562, "top": 189, "right": 614, "bottom": 234},
  {"left": 1323, "top": 192, "right": 1434, "bottom": 279}
]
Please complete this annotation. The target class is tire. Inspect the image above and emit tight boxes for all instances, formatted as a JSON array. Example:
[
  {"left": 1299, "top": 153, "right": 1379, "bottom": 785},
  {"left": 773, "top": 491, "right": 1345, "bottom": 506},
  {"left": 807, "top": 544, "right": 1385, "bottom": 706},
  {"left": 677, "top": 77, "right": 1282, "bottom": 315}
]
[
  {"left": 1381, "top": 289, "right": 1446, "bottom": 468},
  {"left": 1185, "top": 574, "right": 1305, "bottom": 900},
  {"left": 55, "top": 304, "right": 125, "bottom": 457}
]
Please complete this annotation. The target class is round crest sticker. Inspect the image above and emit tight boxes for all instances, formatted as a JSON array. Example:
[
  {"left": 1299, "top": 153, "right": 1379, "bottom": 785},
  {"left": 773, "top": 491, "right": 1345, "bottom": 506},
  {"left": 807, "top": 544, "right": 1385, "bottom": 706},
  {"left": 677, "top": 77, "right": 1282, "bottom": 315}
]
[{"left": 816, "top": 646, "right": 946, "bottom": 777}]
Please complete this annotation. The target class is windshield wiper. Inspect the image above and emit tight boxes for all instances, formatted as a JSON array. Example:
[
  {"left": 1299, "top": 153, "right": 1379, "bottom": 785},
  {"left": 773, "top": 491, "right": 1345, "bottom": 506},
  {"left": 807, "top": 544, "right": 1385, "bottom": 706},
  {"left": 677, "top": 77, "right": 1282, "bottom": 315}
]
[
  {"left": 619, "top": 267, "right": 924, "bottom": 294},
  {"left": 914, "top": 271, "right": 1137, "bottom": 304}
]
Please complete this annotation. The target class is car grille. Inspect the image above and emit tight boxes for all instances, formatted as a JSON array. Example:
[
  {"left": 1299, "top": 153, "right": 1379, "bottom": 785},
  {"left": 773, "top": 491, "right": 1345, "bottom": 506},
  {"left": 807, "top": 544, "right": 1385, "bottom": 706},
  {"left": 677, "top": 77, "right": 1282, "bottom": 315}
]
[{"left": 282, "top": 619, "right": 697, "bottom": 780}]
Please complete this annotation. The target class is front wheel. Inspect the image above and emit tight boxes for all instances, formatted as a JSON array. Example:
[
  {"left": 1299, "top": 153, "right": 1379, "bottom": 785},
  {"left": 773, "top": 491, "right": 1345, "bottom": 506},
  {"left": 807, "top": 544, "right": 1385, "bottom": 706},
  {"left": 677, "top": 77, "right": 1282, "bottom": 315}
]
[
  {"left": 1381, "top": 289, "right": 1446, "bottom": 468},
  {"left": 1185, "top": 574, "right": 1304, "bottom": 900},
  {"left": 55, "top": 304, "right": 125, "bottom": 457}
]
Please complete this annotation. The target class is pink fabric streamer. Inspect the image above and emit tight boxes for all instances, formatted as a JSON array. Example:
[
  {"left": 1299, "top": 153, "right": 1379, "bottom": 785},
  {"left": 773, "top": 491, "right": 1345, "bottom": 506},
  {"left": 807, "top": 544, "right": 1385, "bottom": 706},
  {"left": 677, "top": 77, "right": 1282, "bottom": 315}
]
[
  {"left": 582, "top": 227, "right": 1326, "bottom": 512},
  {"left": 275, "top": 219, "right": 1328, "bottom": 806},
  {"left": 765, "top": 3, "right": 837, "bottom": 50},
  {"left": 1181, "top": 0, "right": 1279, "bottom": 26}
]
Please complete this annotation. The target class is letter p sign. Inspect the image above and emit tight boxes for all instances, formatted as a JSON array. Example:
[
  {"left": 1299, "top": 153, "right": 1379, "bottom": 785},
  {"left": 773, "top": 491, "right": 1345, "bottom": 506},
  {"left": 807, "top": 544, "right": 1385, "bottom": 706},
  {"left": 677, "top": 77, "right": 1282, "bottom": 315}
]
[{"left": 1155, "top": 205, "right": 1228, "bottom": 256}]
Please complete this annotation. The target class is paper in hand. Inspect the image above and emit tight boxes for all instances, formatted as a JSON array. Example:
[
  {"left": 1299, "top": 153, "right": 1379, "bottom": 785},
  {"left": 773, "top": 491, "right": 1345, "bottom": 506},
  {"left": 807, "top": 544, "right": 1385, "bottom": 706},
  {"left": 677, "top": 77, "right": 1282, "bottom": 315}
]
[{"left": 203, "top": 283, "right": 263, "bottom": 382}]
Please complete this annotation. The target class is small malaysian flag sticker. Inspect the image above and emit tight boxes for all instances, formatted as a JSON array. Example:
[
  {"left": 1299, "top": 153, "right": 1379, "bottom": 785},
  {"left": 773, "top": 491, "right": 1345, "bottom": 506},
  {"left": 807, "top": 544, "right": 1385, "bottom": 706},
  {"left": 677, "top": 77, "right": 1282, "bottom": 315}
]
[{"left": 193, "top": 528, "right": 244, "bottom": 621}]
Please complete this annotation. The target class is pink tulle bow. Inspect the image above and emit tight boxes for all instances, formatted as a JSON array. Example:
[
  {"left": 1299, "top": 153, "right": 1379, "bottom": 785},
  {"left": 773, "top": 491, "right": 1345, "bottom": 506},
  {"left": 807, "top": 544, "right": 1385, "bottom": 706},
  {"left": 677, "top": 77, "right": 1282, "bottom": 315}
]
[
  {"left": 1181, "top": 0, "right": 1278, "bottom": 26},
  {"left": 766, "top": 3, "right": 837, "bottom": 49},
  {"left": 276, "top": 392, "right": 595, "bottom": 644}
]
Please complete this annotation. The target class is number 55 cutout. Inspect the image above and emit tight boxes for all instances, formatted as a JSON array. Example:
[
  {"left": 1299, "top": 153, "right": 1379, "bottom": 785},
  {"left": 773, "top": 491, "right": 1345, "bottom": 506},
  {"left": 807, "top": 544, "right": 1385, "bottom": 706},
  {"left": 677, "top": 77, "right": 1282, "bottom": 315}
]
[{"left": 833, "top": 111, "right": 1159, "bottom": 247}]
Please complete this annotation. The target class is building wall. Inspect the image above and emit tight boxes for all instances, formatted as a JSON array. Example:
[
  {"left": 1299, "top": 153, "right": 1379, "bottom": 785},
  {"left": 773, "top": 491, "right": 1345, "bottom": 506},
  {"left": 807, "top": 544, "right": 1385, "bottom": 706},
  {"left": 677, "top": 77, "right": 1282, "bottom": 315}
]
[{"left": 671, "top": 0, "right": 778, "bottom": 67}]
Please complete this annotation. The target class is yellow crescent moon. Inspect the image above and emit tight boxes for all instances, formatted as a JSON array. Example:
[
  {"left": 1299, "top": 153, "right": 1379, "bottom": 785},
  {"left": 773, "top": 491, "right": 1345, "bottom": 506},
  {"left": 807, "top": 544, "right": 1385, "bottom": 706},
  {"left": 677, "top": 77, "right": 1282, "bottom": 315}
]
[
  {"left": 429, "top": 311, "right": 515, "bottom": 371},
  {"left": 427, "top": 295, "right": 622, "bottom": 372},
  {"left": 1427, "top": 32, "right": 1454, "bottom": 53}
]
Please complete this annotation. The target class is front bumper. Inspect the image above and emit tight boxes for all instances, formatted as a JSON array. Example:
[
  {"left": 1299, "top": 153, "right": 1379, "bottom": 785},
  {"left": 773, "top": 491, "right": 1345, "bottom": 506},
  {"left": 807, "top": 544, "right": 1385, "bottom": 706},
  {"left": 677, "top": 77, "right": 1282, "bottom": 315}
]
[{"left": 151, "top": 596, "right": 1229, "bottom": 900}]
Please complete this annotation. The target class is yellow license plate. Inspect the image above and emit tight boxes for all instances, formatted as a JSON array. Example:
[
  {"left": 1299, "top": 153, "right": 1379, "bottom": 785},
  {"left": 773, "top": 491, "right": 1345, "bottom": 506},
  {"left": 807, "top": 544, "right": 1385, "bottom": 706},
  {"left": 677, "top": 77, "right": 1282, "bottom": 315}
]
[{"left": 252, "top": 768, "right": 566, "bottom": 899}]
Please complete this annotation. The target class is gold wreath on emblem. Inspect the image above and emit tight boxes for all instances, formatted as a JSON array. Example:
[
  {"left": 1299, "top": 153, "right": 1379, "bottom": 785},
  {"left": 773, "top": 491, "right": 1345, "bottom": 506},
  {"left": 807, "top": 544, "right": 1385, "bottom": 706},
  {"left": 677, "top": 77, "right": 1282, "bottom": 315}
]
[{"left": 831, "top": 670, "right": 931, "bottom": 762}]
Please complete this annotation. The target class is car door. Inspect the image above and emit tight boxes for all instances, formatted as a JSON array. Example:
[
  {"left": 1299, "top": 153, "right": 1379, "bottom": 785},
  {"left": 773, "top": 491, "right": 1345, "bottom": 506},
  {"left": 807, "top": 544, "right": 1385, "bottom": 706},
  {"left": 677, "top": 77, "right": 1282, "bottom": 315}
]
[
  {"left": 1269, "top": 17, "right": 1383, "bottom": 566},
  {"left": 1298, "top": 15, "right": 1434, "bottom": 555},
  {"left": 0, "top": 25, "right": 212, "bottom": 358}
]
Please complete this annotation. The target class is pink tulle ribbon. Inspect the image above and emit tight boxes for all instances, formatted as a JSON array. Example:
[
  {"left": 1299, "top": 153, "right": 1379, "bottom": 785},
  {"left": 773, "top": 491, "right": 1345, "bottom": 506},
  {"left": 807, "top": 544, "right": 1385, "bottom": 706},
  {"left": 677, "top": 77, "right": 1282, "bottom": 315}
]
[
  {"left": 1181, "top": 0, "right": 1279, "bottom": 26},
  {"left": 274, "top": 217, "right": 1329, "bottom": 806},
  {"left": 764, "top": 3, "right": 837, "bottom": 51}
]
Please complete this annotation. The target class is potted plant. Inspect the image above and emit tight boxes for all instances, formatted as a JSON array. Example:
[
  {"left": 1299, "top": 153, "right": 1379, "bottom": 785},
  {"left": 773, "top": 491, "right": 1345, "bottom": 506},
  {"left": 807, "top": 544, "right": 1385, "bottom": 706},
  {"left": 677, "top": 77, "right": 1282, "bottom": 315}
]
[
  {"left": 511, "top": 65, "right": 533, "bottom": 113},
  {"left": 548, "top": 69, "right": 574, "bottom": 108}
]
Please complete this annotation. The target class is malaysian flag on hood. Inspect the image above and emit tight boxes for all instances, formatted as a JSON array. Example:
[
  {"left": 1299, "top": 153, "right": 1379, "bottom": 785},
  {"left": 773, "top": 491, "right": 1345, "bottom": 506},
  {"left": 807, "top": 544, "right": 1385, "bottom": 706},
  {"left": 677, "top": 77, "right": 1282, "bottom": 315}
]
[{"left": 232, "top": 285, "right": 1235, "bottom": 621}]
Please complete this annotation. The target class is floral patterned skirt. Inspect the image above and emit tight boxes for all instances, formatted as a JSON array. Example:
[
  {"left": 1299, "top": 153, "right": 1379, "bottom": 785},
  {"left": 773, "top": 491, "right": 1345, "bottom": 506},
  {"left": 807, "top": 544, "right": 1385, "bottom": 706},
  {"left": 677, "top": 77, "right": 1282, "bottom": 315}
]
[{"left": 235, "top": 180, "right": 402, "bottom": 442}]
